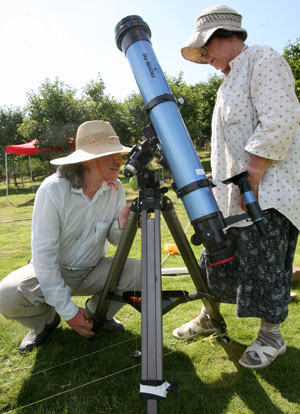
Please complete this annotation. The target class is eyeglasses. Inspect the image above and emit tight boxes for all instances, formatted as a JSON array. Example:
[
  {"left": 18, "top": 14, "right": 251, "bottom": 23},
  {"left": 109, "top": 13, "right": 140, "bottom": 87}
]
[{"left": 200, "top": 45, "right": 208, "bottom": 57}]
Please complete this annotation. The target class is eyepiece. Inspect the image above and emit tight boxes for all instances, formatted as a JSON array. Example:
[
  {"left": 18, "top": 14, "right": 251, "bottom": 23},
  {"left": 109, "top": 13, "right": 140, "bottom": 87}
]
[{"left": 115, "top": 15, "right": 151, "bottom": 52}]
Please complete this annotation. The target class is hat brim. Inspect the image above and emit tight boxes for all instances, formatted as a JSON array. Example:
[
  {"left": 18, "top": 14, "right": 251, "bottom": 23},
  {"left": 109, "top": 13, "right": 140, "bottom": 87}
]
[
  {"left": 50, "top": 146, "right": 132, "bottom": 166},
  {"left": 181, "top": 25, "right": 247, "bottom": 64}
]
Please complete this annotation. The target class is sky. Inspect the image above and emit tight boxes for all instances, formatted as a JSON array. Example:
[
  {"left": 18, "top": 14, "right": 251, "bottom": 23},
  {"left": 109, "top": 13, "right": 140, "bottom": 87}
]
[{"left": 1, "top": 0, "right": 299, "bottom": 108}]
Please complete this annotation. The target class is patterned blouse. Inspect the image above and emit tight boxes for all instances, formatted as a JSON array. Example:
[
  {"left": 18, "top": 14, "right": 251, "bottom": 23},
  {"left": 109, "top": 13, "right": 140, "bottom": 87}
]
[{"left": 211, "top": 45, "right": 300, "bottom": 230}]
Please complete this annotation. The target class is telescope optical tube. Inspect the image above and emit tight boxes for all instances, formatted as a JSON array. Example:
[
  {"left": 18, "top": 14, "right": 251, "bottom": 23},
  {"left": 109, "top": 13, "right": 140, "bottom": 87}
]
[{"left": 115, "top": 15, "right": 233, "bottom": 266}]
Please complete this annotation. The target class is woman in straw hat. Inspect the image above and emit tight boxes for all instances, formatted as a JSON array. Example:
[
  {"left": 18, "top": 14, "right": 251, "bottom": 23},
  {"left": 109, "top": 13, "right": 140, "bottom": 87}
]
[
  {"left": 173, "top": 5, "right": 300, "bottom": 369},
  {"left": 0, "top": 120, "right": 141, "bottom": 352}
]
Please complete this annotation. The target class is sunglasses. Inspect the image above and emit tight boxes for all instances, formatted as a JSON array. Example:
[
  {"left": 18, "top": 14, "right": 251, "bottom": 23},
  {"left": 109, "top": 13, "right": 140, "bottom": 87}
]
[
  {"left": 200, "top": 33, "right": 216, "bottom": 58},
  {"left": 200, "top": 45, "right": 208, "bottom": 57}
]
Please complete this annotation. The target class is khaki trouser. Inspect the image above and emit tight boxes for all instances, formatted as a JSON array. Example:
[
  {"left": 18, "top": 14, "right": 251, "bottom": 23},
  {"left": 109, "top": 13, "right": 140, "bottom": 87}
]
[{"left": 0, "top": 257, "right": 141, "bottom": 334}]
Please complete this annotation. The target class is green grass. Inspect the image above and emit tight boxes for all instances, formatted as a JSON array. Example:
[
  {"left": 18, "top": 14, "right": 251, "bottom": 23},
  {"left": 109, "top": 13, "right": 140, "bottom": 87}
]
[{"left": 1, "top": 173, "right": 300, "bottom": 414}]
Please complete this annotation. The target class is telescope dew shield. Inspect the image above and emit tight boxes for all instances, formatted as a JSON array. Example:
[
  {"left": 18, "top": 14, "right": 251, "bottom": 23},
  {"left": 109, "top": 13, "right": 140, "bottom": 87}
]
[{"left": 115, "top": 15, "right": 233, "bottom": 266}]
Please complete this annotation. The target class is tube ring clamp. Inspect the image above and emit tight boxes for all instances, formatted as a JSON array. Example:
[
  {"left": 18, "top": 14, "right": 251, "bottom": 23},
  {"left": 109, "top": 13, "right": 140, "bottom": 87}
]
[
  {"left": 175, "top": 178, "right": 211, "bottom": 198},
  {"left": 145, "top": 94, "right": 177, "bottom": 113}
]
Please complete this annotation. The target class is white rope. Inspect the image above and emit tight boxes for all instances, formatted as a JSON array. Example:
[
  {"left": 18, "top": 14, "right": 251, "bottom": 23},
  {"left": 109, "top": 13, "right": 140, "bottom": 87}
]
[{"left": 0, "top": 218, "right": 32, "bottom": 223}]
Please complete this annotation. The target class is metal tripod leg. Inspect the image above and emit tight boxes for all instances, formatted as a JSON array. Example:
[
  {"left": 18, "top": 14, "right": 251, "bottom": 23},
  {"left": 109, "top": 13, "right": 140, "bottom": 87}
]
[
  {"left": 161, "top": 196, "right": 226, "bottom": 333},
  {"left": 93, "top": 200, "right": 138, "bottom": 329},
  {"left": 140, "top": 203, "right": 163, "bottom": 414},
  {"left": 92, "top": 188, "right": 227, "bottom": 414}
]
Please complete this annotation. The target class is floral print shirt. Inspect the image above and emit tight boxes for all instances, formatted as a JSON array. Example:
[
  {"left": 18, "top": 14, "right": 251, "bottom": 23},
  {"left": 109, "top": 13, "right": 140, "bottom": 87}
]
[{"left": 211, "top": 45, "right": 300, "bottom": 229}]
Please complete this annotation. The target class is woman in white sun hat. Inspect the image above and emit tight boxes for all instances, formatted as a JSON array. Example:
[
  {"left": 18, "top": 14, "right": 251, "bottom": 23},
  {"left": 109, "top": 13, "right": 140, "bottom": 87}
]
[
  {"left": 173, "top": 5, "right": 300, "bottom": 369},
  {"left": 0, "top": 120, "right": 142, "bottom": 352}
]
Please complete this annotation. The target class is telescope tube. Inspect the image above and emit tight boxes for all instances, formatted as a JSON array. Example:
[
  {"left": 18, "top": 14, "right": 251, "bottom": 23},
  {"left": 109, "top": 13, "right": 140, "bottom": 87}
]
[{"left": 115, "top": 15, "right": 233, "bottom": 266}]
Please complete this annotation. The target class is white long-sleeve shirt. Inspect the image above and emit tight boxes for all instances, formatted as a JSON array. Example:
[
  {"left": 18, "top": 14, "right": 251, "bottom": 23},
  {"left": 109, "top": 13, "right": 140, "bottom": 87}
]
[
  {"left": 211, "top": 45, "right": 300, "bottom": 229},
  {"left": 31, "top": 173, "right": 125, "bottom": 320}
]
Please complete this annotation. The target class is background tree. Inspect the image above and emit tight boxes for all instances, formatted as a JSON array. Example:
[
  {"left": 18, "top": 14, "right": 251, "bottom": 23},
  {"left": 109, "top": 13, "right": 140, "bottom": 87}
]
[
  {"left": 167, "top": 72, "right": 222, "bottom": 149},
  {"left": 0, "top": 106, "right": 24, "bottom": 174},
  {"left": 0, "top": 106, "right": 23, "bottom": 147},
  {"left": 19, "top": 78, "right": 86, "bottom": 158},
  {"left": 192, "top": 75, "right": 222, "bottom": 149},
  {"left": 120, "top": 92, "right": 148, "bottom": 145},
  {"left": 166, "top": 72, "right": 201, "bottom": 144},
  {"left": 6, "top": 40, "right": 300, "bottom": 180},
  {"left": 283, "top": 38, "right": 300, "bottom": 100},
  {"left": 82, "top": 74, "right": 131, "bottom": 146},
  {"left": 119, "top": 72, "right": 222, "bottom": 149}
]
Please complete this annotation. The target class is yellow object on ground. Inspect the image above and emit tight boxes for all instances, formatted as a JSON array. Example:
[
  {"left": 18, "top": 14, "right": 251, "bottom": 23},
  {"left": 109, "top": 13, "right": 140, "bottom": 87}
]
[{"left": 163, "top": 243, "right": 179, "bottom": 255}]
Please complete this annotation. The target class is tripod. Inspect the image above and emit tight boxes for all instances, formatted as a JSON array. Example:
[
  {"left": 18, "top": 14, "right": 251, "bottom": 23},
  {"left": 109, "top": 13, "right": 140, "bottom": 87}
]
[{"left": 93, "top": 168, "right": 227, "bottom": 414}]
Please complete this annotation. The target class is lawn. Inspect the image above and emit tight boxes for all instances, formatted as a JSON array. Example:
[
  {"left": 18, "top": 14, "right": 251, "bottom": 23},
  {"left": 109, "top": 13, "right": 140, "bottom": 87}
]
[{"left": 0, "top": 167, "right": 300, "bottom": 414}]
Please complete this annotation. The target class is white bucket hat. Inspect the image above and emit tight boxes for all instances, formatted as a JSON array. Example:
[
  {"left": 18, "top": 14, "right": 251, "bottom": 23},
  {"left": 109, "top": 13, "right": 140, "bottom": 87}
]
[
  {"left": 51, "top": 120, "right": 131, "bottom": 165},
  {"left": 181, "top": 5, "right": 247, "bottom": 64}
]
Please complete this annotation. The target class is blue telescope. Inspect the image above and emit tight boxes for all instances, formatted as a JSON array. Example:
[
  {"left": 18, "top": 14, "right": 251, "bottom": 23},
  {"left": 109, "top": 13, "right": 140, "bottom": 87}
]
[{"left": 115, "top": 15, "right": 234, "bottom": 266}]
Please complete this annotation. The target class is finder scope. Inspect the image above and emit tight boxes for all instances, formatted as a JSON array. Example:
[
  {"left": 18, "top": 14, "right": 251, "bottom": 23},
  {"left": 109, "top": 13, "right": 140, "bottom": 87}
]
[
  {"left": 115, "top": 15, "right": 233, "bottom": 266},
  {"left": 223, "top": 172, "right": 266, "bottom": 236}
]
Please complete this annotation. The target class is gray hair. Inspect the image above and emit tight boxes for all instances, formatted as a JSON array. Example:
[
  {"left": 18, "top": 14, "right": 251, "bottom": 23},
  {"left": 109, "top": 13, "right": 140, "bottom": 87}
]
[
  {"left": 209, "top": 28, "right": 246, "bottom": 41},
  {"left": 57, "top": 163, "right": 87, "bottom": 189}
]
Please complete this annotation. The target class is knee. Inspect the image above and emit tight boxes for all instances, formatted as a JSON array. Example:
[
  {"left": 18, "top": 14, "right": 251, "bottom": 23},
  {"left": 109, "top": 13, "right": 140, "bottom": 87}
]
[
  {"left": 0, "top": 264, "right": 36, "bottom": 316},
  {"left": 119, "top": 258, "right": 142, "bottom": 290},
  {"left": 130, "top": 259, "right": 142, "bottom": 289},
  {"left": 0, "top": 275, "right": 19, "bottom": 315}
]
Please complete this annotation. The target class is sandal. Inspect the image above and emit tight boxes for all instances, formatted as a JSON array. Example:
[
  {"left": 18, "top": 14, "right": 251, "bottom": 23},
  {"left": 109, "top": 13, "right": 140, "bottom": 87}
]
[
  {"left": 172, "top": 312, "right": 217, "bottom": 340},
  {"left": 239, "top": 339, "right": 286, "bottom": 369}
]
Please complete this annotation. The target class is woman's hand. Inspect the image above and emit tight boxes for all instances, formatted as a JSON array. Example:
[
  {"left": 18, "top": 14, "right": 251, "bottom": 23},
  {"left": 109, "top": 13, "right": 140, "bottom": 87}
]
[
  {"left": 239, "top": 155, "right": 272, "bottom": 211},
  {"left": 239, "top": 175, "right": 260, "bottom": 211}
]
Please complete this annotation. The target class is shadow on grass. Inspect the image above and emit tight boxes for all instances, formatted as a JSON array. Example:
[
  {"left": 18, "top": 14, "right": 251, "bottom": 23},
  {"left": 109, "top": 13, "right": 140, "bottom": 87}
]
[
  {"left": 10, "top": 326, "right": 297, "bottom": 413},
  {"left": 161, "top": 335, "right": 288, "bottom": 414},
  {"left": 0, "top": 186, "right": 37, "bottom": 198},
  {"left": 214, "top": 337, "right": 292, "bottom": 414},
  {"left": 256, "top": 345, "right": 300, "bottom": 405},
  {"left": 18, "top": 198, "right": 35, "bottom": 207},
  {"left": 0, "top": 184, "right": 36, "bottom": 208},
  {"left": 5, "top": 198, "right": 35, "bottom": 208}
]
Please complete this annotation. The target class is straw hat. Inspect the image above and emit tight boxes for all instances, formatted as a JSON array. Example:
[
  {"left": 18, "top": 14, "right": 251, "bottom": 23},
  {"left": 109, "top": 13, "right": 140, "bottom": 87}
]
[
  {"left": 51, "top": 120, "right": 131, "bottom": 165},
  {"left": 181, "top": 5, "right": 247, "bottom": 64}
]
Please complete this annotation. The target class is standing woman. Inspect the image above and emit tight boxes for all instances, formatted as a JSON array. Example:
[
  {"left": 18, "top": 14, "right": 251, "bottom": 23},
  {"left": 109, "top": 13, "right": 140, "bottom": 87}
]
[{"left": 173, "top": 5, "right": 300, "bottom": 369}]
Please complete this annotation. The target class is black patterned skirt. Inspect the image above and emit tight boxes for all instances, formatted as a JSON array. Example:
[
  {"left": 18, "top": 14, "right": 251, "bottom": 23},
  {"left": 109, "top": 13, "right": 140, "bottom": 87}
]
[{"left": 199, "top": 209, "right": 299, "bottom": 324}]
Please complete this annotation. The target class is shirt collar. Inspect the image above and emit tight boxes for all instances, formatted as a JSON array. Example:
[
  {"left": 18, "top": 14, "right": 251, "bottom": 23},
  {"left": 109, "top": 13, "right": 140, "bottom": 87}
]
[{"left": 71, "top": 181, "right": 113, "bottom": 198}]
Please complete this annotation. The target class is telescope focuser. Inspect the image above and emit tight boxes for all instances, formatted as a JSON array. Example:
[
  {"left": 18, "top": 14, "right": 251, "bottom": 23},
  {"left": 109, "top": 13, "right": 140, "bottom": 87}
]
[{"left": 124, "top": 124, "right": 168, "bottom": 178}]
